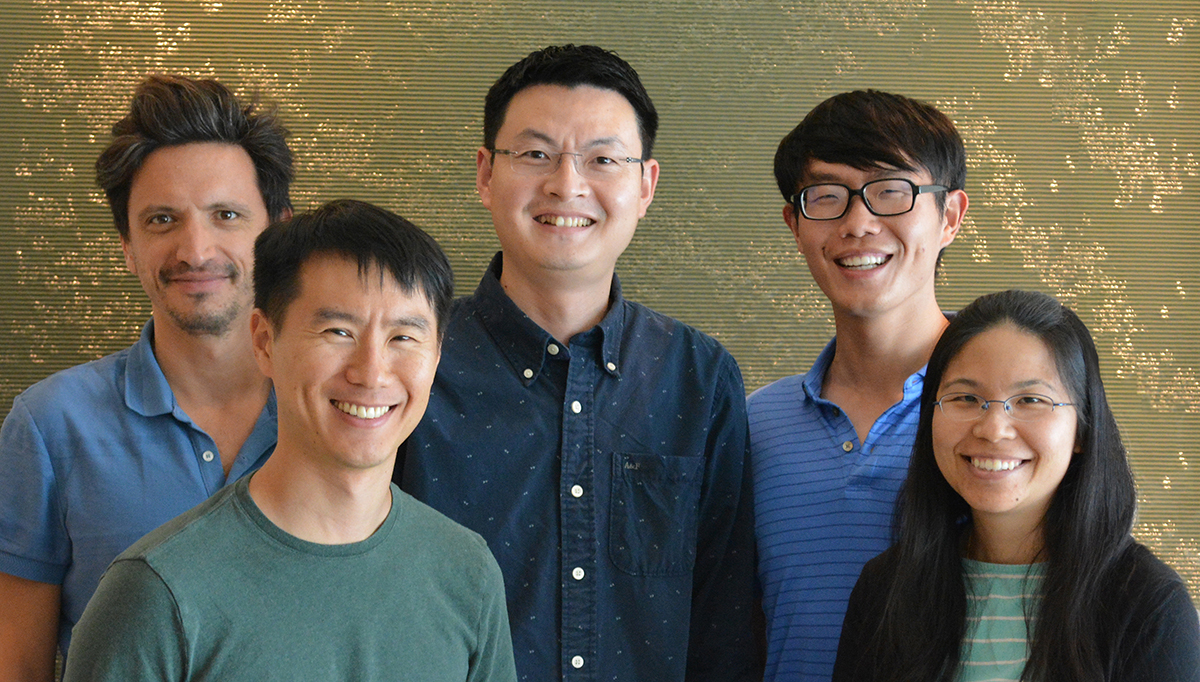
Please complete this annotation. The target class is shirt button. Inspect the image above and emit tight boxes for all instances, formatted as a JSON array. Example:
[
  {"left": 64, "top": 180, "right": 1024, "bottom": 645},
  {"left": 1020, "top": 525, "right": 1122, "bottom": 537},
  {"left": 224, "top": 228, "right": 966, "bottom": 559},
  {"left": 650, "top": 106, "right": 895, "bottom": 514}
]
[
  {"left": 547, "top": 343, "right": 560, "bottom": 355},
  {"left": 571, "top": 656, "right": 584, "bottom": 669},
  {"left": 570, "top": 484, "right": 584, "bottom": 498},
  {"left": 606, "top": 361, "right": 616, "bottom": 371},
  {"left": 842, "top": 441, "right": 854, "bottom": 452},
  {"left": 572, "top": 567, "right": 585, "bottom": 580},
  {"left": 571, "top": 400, "right": 582, "bottom": 414},
  {"left": 202, "top": 450, "right": 215, "bottom": 462},
  {"left": 523, "top": 368, "right": 534, "bottom": 379}
]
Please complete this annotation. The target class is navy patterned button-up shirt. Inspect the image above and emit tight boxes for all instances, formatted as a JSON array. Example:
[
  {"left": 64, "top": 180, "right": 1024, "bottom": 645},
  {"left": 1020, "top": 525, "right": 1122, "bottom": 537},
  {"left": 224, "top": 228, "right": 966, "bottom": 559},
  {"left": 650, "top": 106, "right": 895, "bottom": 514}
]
[{"left": 400, "top": 253, "right": 759, "bottom": 682}]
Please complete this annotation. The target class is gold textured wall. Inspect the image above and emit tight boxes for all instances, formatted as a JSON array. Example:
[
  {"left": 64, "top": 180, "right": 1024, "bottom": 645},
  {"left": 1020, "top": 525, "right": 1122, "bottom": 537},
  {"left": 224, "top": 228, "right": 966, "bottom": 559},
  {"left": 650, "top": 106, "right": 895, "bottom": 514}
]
[{"left": 1, "top": 0, "right": 1197, "bottom": 604}]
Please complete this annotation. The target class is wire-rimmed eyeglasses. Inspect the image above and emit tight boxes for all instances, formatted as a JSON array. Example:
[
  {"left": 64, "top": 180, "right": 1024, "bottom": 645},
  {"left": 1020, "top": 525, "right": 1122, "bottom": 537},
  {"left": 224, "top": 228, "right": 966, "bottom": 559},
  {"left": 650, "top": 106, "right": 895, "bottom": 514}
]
[{"left": 934, "top": 392, "right": 1075, "bottom": 423}]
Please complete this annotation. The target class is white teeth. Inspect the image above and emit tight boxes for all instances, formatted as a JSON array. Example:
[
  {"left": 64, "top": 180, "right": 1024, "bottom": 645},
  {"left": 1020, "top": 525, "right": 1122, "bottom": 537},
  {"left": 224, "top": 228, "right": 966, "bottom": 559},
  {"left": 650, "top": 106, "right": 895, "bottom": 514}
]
[
  {"left": 970, "top": 457, "right": 1021, "bottom": 472},
  {"left": 539, "top": 215, "right": 593, "bottom": 228},
  {"left": 838, "top": 255, "right": 887, "bottom": 269},
  {"left": 334, "top": 401, "right": 391, "bottom": 420}
]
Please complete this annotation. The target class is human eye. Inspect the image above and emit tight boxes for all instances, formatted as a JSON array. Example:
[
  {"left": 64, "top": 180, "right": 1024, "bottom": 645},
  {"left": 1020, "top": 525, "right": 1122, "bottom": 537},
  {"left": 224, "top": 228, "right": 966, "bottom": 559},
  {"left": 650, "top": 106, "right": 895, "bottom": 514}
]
[
  {"left": 145, "top": 213, "right": 175, "bottom": 228},
  {"left": 516, "top": 149, "right": 552, "bottom": 162},
  {"left": 943, "top": 393, "right": 981, "bottom": 406},
  {"left": 215, "top": 209, "right": 240, "bottom": 221},
  {"left": 804, "top": 185, "right": 843, "bottom": 205}
]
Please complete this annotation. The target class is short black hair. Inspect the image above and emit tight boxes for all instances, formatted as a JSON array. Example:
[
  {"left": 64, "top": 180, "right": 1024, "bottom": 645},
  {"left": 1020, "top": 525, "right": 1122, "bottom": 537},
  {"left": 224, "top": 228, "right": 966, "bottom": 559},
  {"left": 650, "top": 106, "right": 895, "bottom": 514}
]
[
  {"left": 96, "top": 74, "right": 294, "bottom": 239},
  {"left": 774, "top": 90, "right": 966, "bottom": 205},
  {"left": 253, "top": 200, "right": 453, "bottom": 337},
  {"left": 483, "top": 44, "right": 658, "bottom": 159}
]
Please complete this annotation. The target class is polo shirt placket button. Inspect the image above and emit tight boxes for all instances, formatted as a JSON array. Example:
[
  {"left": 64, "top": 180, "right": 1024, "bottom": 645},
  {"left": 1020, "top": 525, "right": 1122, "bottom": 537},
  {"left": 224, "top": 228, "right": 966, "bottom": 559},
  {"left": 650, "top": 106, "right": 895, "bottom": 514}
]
[
  {"left": 571, "top": 655, "right": 584, "bottom": 669},
  {"left": 202, "top": 450, "right": 215, "bottom": 463}
]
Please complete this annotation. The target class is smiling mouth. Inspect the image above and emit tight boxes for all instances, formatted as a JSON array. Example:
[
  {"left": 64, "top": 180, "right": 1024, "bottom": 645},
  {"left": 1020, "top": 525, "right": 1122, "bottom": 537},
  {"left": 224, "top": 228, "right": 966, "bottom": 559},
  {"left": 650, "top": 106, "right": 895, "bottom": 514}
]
[
  {"left": 969, "top": 457, "right": 1024, "bottom": 472},
  {"left": 536, "top": 214, "right": 594, "bottom": 228},
  {"left": 333, "top": 400, "right": 392, "bottom": 420},
  {"left": 836, "top": 254, "right": 889, "bottom": 270}
]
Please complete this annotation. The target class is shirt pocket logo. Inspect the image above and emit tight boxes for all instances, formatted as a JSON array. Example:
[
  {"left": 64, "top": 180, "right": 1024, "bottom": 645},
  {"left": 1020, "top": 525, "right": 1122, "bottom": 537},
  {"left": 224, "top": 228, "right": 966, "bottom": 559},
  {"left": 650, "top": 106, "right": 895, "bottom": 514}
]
[{"left": 608, "top": 452, "right": 704, "bottom": 576}]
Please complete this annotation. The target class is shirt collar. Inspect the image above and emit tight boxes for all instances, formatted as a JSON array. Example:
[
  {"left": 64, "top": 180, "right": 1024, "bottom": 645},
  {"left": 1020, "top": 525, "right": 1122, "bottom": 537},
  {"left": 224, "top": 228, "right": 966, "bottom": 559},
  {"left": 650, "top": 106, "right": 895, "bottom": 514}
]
[
  {"left": 473, "top": 252, "right": 625, "bottom": 385},
  {"left": 803, "top": 314, "right": 951, "bottom": 403},
  {"left": 123, "top": 319, "right": 178, "bottom": 417}
]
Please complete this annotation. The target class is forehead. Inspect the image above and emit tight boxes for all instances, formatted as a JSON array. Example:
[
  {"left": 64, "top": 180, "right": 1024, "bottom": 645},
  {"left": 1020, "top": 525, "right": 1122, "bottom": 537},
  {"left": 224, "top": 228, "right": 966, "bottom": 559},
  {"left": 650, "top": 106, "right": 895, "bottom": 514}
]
[
  {"left": 942, "top": 324, "right": 1065, "bottom": 392},
  {"left": 497, "top": 84, "right": 641, "bottom": 150},
  {"left": 802, "top": 158, "right": 929, "bottom": 186},
  {"left": 289, "top": 253, "right": 434, "bottom": 321},
  {"left": 129, "top": 142, "right": 262, "bottom": 207}
]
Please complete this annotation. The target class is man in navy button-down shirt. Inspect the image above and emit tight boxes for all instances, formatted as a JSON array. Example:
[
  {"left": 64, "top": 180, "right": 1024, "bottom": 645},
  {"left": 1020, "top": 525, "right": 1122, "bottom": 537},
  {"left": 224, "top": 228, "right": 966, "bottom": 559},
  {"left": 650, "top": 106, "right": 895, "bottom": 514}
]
[
  {"left": 399, "top": 45, "right": 761, "bottom": 681},
  {"left": 0, "top": 74, "right": 292, "bottom": 679}
]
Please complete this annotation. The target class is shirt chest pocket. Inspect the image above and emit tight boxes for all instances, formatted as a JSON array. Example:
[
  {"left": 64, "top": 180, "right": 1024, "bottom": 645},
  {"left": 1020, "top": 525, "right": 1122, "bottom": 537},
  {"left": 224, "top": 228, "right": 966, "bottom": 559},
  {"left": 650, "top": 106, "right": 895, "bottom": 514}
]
[{"left": 608, "top": 452, "right": 704, "bottom": 576}]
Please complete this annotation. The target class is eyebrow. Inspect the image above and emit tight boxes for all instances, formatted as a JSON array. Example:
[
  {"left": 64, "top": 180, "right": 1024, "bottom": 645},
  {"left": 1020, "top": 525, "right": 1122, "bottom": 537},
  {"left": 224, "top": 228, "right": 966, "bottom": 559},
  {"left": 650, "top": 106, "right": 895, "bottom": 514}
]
[
  {"left": 940, "top": 377, "right": 1058, "bottom": 392},
  {"left": 313, "top": 307, "right": 433, "bottom": 331}
]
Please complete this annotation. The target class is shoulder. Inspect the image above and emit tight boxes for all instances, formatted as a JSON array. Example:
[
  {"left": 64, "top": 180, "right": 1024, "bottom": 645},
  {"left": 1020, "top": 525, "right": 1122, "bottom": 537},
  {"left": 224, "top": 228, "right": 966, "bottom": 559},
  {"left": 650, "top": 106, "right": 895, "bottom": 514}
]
[
  {"left": 620, "top": 299, "right": 741, "bottom": 377},
  {"left": 1106, "top": 541, "right": 1200, "bottom": 675},
  {"left": 116, "top": 484, "right": 242, "bottom": 568},
  {"left": 10, "top": 346, "right": 134, "bottom": 414},
  {"left": 392, "top": 489, "right": 498, "bottom": 574}
]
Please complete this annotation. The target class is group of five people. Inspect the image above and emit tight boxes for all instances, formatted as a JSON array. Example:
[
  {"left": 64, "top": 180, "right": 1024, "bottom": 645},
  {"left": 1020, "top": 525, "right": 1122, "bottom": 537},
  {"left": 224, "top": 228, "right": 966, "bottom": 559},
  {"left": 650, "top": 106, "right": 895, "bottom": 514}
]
[{"left": 0, "top": 43, "right": 1196, "bottom": 681}]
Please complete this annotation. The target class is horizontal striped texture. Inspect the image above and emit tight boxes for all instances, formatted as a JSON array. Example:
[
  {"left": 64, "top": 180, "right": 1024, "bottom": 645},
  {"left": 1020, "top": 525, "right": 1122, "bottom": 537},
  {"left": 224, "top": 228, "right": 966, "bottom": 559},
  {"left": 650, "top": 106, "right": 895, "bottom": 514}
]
[
  {"left": 750, "top": 338, "right": 923, "bottom": 682},
  {"left": 959, "top": 559, "right": 1046, "bottom": 682}
]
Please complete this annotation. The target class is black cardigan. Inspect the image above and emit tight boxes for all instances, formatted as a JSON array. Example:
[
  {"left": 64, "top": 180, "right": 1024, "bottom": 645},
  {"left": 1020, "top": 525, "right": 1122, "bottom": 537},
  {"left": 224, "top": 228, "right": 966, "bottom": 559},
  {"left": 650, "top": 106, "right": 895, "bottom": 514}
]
[{"left": 833, "top": 541, "right": 1200, "bottom": 681}]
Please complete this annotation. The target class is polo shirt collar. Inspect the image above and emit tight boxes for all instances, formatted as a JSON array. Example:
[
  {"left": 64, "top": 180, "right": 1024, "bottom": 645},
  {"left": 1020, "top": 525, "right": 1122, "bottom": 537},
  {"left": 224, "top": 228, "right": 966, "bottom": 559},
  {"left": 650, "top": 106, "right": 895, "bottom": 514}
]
[
  {"left": 474, "top": 251, "right": 625, "bottom": 385},
  {"left": 123, "top": 319, "right": 178, "bottom": 418}
]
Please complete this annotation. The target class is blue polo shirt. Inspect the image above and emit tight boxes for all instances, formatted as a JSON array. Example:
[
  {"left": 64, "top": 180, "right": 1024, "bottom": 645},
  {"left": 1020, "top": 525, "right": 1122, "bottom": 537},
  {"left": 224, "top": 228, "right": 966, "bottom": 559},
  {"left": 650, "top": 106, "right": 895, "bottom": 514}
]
[
  {"left": 0, "top": 320, "right": 277, "bottom": 656},
  {"left": 400, "top": 253, "right": 760, "bottom": 682},
  {"left": 749, "top": 337, "right": 924, "bottom": 682}
]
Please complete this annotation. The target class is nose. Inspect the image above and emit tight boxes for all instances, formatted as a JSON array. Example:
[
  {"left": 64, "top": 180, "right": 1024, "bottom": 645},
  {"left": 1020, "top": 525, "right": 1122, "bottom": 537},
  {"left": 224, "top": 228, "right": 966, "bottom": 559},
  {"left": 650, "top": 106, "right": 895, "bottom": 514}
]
[
  {"left": 543, "top": 152, "right": 589, "bottom": 199},
  {"left": 971, "top": 402, "right": 1017, "bottom": 442},
  {"left": 345, "top": 342, "right": 391, "bottom": 388},
  {"left": 839, "top": 195, "right": 883, "bottom": 239},
  {"left": 173, "top": 215, "right": 220, "bottom": 266}
]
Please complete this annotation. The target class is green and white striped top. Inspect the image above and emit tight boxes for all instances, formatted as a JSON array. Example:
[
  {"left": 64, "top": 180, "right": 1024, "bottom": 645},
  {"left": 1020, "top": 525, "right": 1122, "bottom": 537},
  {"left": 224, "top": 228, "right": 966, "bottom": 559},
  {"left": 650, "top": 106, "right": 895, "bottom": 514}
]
[{"left": 958, "top": 559, "right": 1046, "bottom": 682}]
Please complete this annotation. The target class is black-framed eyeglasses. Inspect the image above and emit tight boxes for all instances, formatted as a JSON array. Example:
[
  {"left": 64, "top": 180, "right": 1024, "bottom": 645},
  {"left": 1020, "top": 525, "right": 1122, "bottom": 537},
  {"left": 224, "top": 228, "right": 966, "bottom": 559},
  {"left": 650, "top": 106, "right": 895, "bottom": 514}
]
[
  {"left": 934, "top": 392, "right": 1075, "bottom": 423},
  {"left": 789, "top": 178, "right": 948, "bottom": 220},
  {"left": 491, "top": 148, "right": 644, "bottom": 181}
]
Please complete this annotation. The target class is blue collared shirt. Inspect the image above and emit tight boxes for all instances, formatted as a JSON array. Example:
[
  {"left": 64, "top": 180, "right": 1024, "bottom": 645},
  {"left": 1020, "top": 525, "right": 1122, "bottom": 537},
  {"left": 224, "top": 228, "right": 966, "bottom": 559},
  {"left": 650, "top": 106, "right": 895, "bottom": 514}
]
[
  {"left": 0, "top": 320, "right": 277, "bottom": 656},
  {"left": 749, "top": 337, "right": 925, "bottom": 682},
  {"left": 401, "top": 253, "right": 759, "bottom": 682}
]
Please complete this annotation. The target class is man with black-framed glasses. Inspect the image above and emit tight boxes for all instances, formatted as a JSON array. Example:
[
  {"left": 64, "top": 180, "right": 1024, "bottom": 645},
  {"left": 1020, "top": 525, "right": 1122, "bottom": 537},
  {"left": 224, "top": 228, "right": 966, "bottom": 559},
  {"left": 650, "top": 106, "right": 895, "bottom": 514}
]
[
  {"left": 397, "top": 45, "right": 760, "bottom": 682},
  {"left": 749, "top": 90, "right": 970, "bottom": 682}
]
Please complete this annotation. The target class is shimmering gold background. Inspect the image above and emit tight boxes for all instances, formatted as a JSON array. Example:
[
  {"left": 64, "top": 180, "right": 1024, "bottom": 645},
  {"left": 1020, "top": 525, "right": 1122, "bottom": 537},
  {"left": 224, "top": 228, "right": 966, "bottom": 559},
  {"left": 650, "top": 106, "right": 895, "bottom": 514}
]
[{"left": 1, "top": 1, "right": 1196, "bottom": 604}]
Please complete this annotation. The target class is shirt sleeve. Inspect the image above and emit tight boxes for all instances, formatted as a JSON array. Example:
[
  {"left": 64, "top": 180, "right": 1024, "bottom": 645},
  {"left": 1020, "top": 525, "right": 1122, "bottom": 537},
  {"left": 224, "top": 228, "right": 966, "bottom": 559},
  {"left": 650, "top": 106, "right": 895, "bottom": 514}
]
[
  {"left": 62, "top": 559, "right": 186, "bottom": 681},
  {"left": 468, "top": 549, "right": 518, "bottom": 682},
  {"left": 0, "top": 396, "right": 68, "bottom": 583},
  {"left": 685, "top": 354, "right": 763, "bottom": 681}
]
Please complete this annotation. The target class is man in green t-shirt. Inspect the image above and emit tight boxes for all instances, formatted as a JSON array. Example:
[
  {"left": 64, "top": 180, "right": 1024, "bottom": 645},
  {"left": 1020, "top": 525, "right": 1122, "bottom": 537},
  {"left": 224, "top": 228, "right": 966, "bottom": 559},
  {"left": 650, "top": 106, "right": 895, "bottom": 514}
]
[{"left": 64, "top": 200, "right": 517, "bottom": 682}]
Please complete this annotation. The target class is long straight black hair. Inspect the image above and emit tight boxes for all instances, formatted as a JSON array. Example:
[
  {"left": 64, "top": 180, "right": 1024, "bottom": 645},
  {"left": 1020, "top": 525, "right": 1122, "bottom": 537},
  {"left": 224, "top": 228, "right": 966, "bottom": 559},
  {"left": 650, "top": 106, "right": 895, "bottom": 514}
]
[{"left": 865, "top": 290, "right": 1138, "bottom": 681}]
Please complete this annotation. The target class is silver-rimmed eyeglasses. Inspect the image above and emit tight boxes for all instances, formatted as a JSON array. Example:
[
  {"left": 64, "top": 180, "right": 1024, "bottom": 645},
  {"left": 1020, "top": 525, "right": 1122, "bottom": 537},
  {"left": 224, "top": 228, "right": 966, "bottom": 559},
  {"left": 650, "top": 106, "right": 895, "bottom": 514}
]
[
  {"left": 491, "top": 148, "right": 644, "bottom": 181},
  {"left": 934, "top": 392, "right": 1075, "bottom": 423},
  {"left": 790, "top": 178, "right": 948, "bottom": 220}
]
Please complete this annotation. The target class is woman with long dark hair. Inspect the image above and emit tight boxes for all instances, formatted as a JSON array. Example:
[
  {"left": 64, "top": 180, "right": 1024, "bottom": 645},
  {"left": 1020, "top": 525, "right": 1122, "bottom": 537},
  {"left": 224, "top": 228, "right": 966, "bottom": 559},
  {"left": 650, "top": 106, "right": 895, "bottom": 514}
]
[{"left": 833, "top": 290, "right": 1199, "bottom": 681}]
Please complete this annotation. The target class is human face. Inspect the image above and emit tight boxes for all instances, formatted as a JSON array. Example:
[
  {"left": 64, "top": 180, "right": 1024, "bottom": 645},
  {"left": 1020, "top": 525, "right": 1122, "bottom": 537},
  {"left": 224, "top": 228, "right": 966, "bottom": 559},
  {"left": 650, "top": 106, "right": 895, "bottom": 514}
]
[
  {"left": 783, "top": 160, "right": 966, "bottom": 321},
  {"left": 933, "top": 323, "right": 1078, "bottom": 532},
  {"left": 123, "top": 142, "right": 272, "bottom": 337},
  {"left": 251, "top": 254, "right": 441, "bottom": 473},
  {"left": 477, "top": 84, "right": 659, "bottom": 287}
]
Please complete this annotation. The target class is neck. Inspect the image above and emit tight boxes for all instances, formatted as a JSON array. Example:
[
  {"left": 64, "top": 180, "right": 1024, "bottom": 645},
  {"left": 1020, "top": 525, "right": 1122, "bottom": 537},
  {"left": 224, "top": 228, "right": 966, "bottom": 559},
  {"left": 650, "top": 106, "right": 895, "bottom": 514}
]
[
  {"left": 827, "top": 299, "right": 949, "bottom": 395},
  {"left": 247, "top": 447, "right": 394, "bottom": 545},
  {"left": 498, "top": 256, "right": 613, "bottom": 343},
  {"left": 152, "top": 310, "right": 271, "bottom": 406},
  {"left": 967, "top": 511, "right": 1047, "bottom": 565}
]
